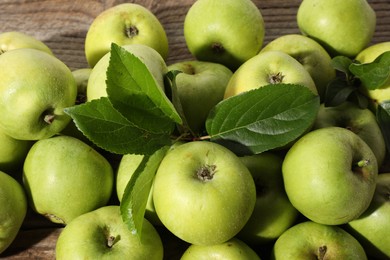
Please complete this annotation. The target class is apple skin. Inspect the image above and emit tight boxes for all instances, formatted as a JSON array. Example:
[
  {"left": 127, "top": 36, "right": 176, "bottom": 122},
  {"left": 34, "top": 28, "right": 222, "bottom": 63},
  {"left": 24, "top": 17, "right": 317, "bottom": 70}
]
[
  {"left": 271, "top": 221, "right": 368, "bottom": 260},
  {"left": 297, "top": 0, "right": 376, "bottom": 58},
  {"left": 282, "top": 127, "right": 378, "bottom": 225},
  {"left": 0, "top": 48, "right": 77, "bottom": 140},
  {"left": 0, "top": 171, "right": 27, "bottom": 254},
  {"left": 345, "top": 173, "right": 390, "bottom": 259},
  {"left": 167, "top": 60, "right": 233, "bottom": 135},
  {"left": 85, "top": 3, "right": 168, "bottom": 67},
  {"left": 152, "top": 141, "right": 256, "bottom": 246},
  {"left": 0, "top": 31, "right": 53, "bottom": 55},
  {"left": 22, "top": 135, "right": 114, "bottom": 225},
  {"left": 180, "top": 237, "right": 261, "bottom": 260},
  {"left": 224, "top": 50, "right": 318, "bottom": 99},
  {"left": 260, "top": 34, "right": 336, "bottom": 100},
  {"left": 237, "top": 152, "right": 299, "bottom": 246},
  {"left": 87, "top": 44, "right": 167, "bottom": 101},
  {"left": 55, "top": 205, "right": 164, "bottom": 260},
  {"left": 184, "top": 0, "right": 265, "bottom": 71}
]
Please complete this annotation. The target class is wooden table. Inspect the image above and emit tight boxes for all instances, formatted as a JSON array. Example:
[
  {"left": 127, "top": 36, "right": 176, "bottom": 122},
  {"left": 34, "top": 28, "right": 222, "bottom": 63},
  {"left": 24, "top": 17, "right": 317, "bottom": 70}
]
[{"left": 0, "top": 1, "right": 389, "bottom": 259}]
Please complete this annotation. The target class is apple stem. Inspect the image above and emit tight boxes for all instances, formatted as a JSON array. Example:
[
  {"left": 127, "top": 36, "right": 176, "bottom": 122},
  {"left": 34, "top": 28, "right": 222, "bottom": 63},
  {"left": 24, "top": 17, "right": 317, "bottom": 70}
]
[
  {"left": 356, "top": 159, "right": 370, "bottom": 168},
  {"left": 44, "top": 113, "right": 55, "bottom": 124},
  {"left": 107, "top": 235, "right": 117, "bottom": 248}
]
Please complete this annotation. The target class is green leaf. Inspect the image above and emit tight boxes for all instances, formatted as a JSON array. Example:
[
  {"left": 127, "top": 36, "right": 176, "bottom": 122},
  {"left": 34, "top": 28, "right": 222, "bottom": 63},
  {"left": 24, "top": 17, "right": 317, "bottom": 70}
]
[
  {"left": 377, "top": 100, "right": 390, "bottom": 154},
  {"left": 106, "top": 43, "right": 182, "bottom": 133},
  {"left": 324, "top": 78, "right": 358, "bottom": 107},
  {"left": 331, "top": 56, "right": 354, "bottom": 75},
  {"left": 64, "top": 98, "right": 172, "bottom": 155},
  {"left": 349, "top": 51, "right": 390, "bottom": 90},
  {"left": 205, "top": 84, "right": 320, "bottom": 155},
  {"left": 120, "top": 146, "right": 169, "bottom": 238}
]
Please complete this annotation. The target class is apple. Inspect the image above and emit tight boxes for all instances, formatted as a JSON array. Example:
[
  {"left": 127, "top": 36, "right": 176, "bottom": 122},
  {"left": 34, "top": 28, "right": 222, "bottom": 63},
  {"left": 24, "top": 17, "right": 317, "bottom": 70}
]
[
  {"left": 313, "top": 101, "right": 386, "bottom": 168},
  {"left": 183, "top": 0, "right": 265, "bottom": 71},
  {"left": 0, "top": 48, "right": 77, "bottom": 140},
  {"left": 271, "top": 221, "right": 367, "bottom": 259},
  {"left": 152, "top": 141, "right": 256, "bottom": 246},
  {"left": 0, "top": 31, "right": 53, "bottom": 55},
  {"left": 87, "top": 44, "right": 168, "bottom": 101},
  {"left": 85, "top": 3, "right": 169, "bottom": 67},
  {"left": 237, "top": 152, "right": 300, "bottom": 246},
  {"left": 282, "top": 127, "right": 378, "bottom": 225},
  {"left": 55, "top": 205, "right": 164, "bottom": 260},
  {"left": 0, "top": 171, "right": 27, "bottom": 254},
  {"left": 180, "top": 237, "right": 261, "bottom": 260},
  {"left": 345, "top": 173, "right": 390, "bottom": 259},
  {"left": 167, "top": 60, "right": 233, "bottom": 135},
  {"left": 297, "top": 0, "right": 376, "bottom": 58},
  {"left": 260, "top": 34, "right": 336, "bottom": 100},
  {"left": 224, "top": 50, "right": 318, "bottom": 99},
  {"left": 22, "top": 135, "right": 114, "bottom": 225}
]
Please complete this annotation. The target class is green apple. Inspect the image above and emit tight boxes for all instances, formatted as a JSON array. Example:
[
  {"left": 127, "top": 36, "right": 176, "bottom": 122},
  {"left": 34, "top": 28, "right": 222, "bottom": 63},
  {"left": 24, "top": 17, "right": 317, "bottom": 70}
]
[
  {"left": 183, "top": 0, "right": 265, "bottom": 71},
  {"left": 180, "top": 237, "right": 261, "bottom": 260},
  {"left": 153, "top": 141, "right": 256, "bottom": 246},
  {"left": 346, "top": 173, "right": 390, "bottom": 259},
  {"left": 0, "top": 171, "right": 27, "bottom": 254},
  {"left": 85, "top": 3, "right": 169, "bottom": 67},
  {"left": 23, "top": 135, "right": 114, "bottom": 225},
  {"left": 271, "top": 221, "right": 367, "bottom": 260},
  {"left": 237, "top": 152, "right": 300, "bottom": 246},
  {"left": 297, "top": 0, "right": 376, "bottom": 57},
  {"left": 282, "top": 127, "right": 378, "bottom": 225},
  {"left": 313, "top": 102, "right": 386, "bottom": 168},
  {"left": 224, "top": 50, "right": 318, "bottom": 99},
  {"left": 0, "top": 31, "right": 53, "bottom": 55},
  {"left": 260, "top": 34, "right": 336, "bottom": 100},
  {"left": 87, "top": 44, "right": 167, "bottom": 101},
  {"left": 0, "top": 48, "right": 77, "bottom": 140},
  {"left": 167, "top": 60, "right": 233, "bottom": 135},
  {"left": 55, "top": 205, "right": 164, "bottom": 260}
]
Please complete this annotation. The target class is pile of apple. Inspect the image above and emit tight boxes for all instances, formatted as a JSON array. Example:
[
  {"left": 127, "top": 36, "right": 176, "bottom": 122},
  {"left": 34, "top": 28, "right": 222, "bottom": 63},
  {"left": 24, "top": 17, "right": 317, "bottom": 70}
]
[{"left": 0, "top": 0, "right": 389, "bottom": 259}]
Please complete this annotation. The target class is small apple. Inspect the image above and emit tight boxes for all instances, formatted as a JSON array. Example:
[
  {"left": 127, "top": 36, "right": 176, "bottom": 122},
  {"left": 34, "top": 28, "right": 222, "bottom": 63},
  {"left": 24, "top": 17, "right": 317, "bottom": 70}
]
[
  {"left": 0, "top": 171, "right": 27, "bottom": 254},
  {"left": 260, "top": 34, "right": 336, "bottom": 100},
  {"left": 55, "top": 205, "right": 164, "bottom": 260},
  {"left": 180, "top": 237, "right": 261, "bottom": 260},
  {"left": 167, "top": 60, "right": 233, "bottom": 135},
  {"left": 23, "top": 135, "right": 114, "bottom": 225},
  {"left": 313, "top": 102, "right": 386, "bottom": 168},
  {"left": 152, "top": 141, "right": 256, "bottom": 246},
  {"left": 346, "top": 173, "right": 390, "bottom": 259},
  {"left": 87, "top": 44, "right": 168, "bottom": 101},
  {"left": 282, "top": 127, "right": 378, "bottom": 225},
  {"left": 183, "top": 0, "right": 265, "bottom": 71},
  {"left": 271, "top": 221, "right": 367, "bottom": 260},
  {"left": 85, "top": 3, "right": 169, "bottom": 67},
  {"left": 0, "top": 31, "right": 53, "bottom": 55},
  {"left": 237, "top": 152, "right": 300, "bottom": 246},
  {"left": 224, "top": 50, "right": 318, "bottom": 99},
  {"left": 297, "top": 0, "right": 376, "bottom": 57},
  {"left": 0, "top": 48, "right": 77, "bottom": 140}
]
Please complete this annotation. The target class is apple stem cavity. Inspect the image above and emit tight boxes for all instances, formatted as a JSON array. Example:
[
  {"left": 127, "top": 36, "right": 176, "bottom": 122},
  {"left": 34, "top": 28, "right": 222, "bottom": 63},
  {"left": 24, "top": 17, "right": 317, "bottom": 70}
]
[
  {"left": 125, "top": 25, "right": 139, "bottom": 38},
  {"left": 197, "top": 164, "right": 217, "bottom": 181},
  {"left": 317, "top": 245, "right": 327, "bottom": 260},
  {"left": 268, "top": 72, "right": 285, "bottom": 84}
]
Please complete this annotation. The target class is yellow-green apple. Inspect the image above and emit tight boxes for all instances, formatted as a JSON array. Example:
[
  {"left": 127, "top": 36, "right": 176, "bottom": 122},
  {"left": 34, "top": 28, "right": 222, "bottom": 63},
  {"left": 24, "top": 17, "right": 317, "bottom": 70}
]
[
  {"left": 297, "top": 0, "right": 376, "bottom": 57},
  {"left": 0, "top": 171, "right": 27, "bottom": 254},
  {"left": 282, "top": 127, "right": 378, "bottom": 225},
  {"left": 271, "top": 221, "right": 367, "bottom": 260},
  {"left": 85, "top": 3, "right": 168, "bottom": 67},
  {"left": 0, "top": 31, "right": 53, "bottom": 55},
  {"left": 183, "top": 0, "right": 265, "bottom": 71},
  {"left": 152, "top": 141, "right": 256, "bottom": 245},
  {"left": 260, "top": 34, "right": 336, "bottom": 100},
  {"left": 237, "top": 152, "right": 300, "bottom": 246},
  {"left": 0, "top": 48, "right": 77, "bottom": 140},
  {"left": 224, "top": 50, "right": 318, "bottom": 99},
  {"left": 167, "top": 60, "right": 233, "bottom": 135},
  {"left": 22, "top": 135, "right": 114, "bottom": 225},
  {"left": 346, "top": 173, "right": 390, "bottom": 259},
  {"left": 87, "top": 44, "right": 167, "bottom": 101},
  {"left": 180, "top": 237, "right": 261, "bottom": 260},
  {"left": 313, "top": 102, "right": 386, "bottom": 168},
  {"left": 55, "top": 205, "right": 164, "bottom": 260}
]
